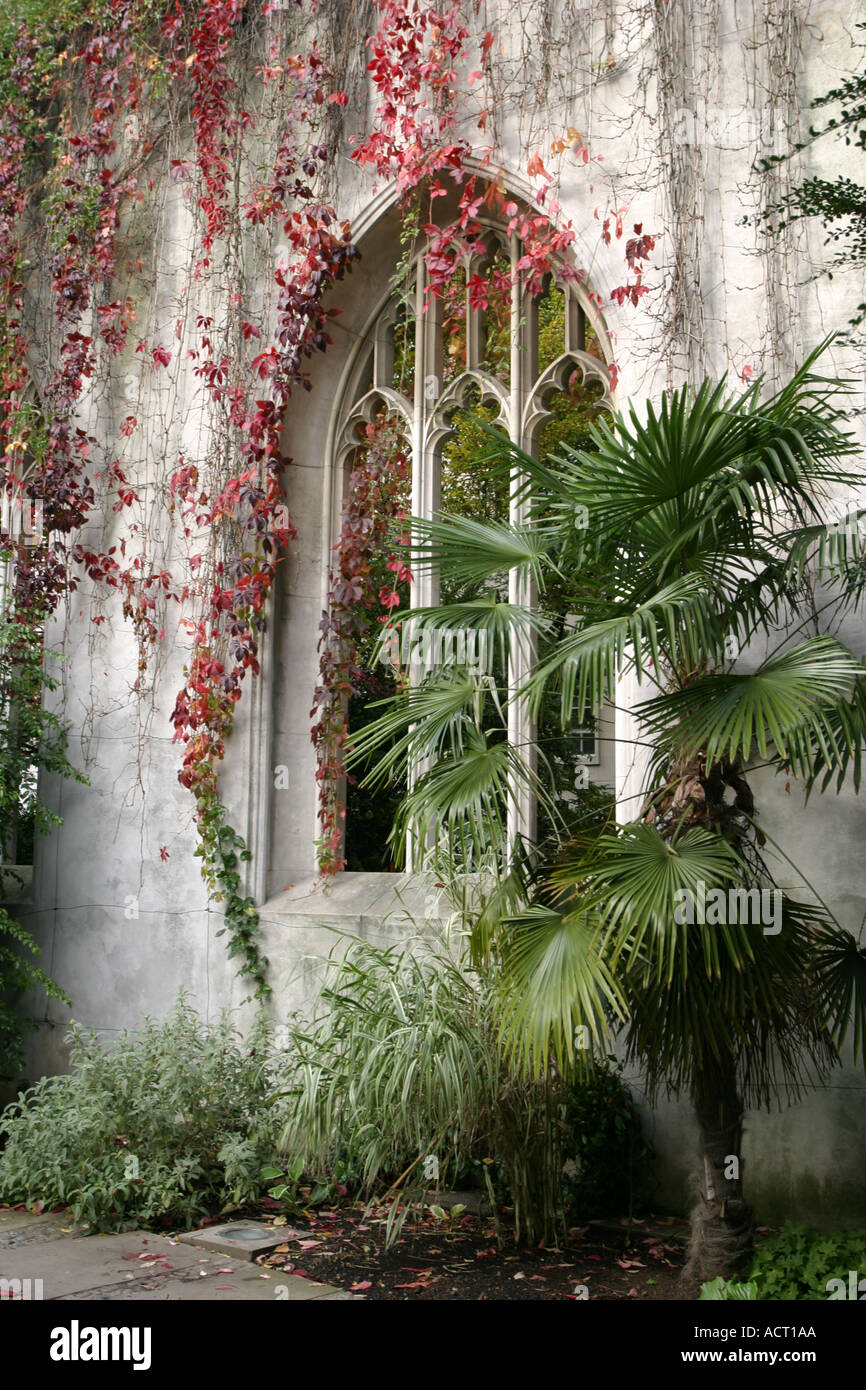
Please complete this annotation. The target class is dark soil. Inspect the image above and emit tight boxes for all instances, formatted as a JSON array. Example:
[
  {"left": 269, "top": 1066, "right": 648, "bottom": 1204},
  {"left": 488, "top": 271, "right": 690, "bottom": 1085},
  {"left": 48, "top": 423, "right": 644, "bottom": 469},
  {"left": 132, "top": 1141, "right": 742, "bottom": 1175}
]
[{"left": 255, "top": 1202, "right": 690, "bottom": 1300}]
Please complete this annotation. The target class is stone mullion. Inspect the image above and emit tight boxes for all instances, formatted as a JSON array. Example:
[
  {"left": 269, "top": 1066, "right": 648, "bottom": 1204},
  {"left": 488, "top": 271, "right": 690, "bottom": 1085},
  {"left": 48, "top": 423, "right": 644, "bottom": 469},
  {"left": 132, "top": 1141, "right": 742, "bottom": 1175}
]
[
  {"left": 407, "top": 257, "right": 443, "bottom": 867},
  {"left": 507, "top": 234, "right": 538, "bottom": 853}
]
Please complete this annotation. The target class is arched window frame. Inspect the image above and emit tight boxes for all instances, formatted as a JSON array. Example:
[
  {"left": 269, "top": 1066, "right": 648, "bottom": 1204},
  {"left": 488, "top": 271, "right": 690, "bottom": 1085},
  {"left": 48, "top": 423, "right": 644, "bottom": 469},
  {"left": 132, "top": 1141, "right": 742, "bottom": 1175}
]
[{"left": 328, "top": 215, "right": 615, "bottom": 863}]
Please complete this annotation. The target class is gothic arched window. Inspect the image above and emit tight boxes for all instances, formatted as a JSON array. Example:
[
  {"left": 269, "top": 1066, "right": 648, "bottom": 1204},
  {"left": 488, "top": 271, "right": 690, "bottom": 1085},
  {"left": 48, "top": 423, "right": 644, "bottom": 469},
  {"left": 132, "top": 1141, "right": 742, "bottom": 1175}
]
[{"left": 330, "top": 219, "right": 615, "bottom": 870}]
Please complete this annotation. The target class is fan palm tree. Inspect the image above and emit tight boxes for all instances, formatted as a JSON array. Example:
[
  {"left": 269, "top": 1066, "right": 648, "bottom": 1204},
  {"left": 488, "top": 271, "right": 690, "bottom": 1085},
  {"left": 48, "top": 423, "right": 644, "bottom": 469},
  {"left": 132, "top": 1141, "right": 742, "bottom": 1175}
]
[{"left": 349, "top": 342, "right": 866, "bottom": 1289}]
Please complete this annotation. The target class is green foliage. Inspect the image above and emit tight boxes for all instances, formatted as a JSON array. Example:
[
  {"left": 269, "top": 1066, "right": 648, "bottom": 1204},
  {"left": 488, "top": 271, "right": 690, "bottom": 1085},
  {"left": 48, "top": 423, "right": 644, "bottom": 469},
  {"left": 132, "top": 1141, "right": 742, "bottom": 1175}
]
[
  {"left": 0, "top": 1, "right": 104, "bottom": 109},
  {"left": 354, "top": 344, "right": 866, "bottom": 1092},
  {"left": 536, "top": 289, "right": 607, "bottom": 462},
  {"left": 441, "top": 399, "right": 509, "bottom": 524},
  {"left": 0, "top": 910, "right": 71, "bottom": 1084},
  {"left": 0, "top": 606, "right": 85, "bottom": 846},
  {"left": 196, "top": 809, "right": 268, "bottom": 997},
  {"left": 281, "top": 933, "right": 575, "bottom": 1245},
  {"left": 746, "top": 1223, "right": 866, "bottom": 1300},
  {"left": 699, "top": 1275, "right": 758, "bottom": 1299},
  {"left": 0, "top": 995, "right": 284, "bottom": 1230},
  {"left": 260, "top": 1156, "right": 345, "bottom": 1212},
  {"left": 756, "top": 26, "right": 866, "bottom": 334},
  {"left": 559, "top": 1055, "right": 654, "bottom": 1220},
  {"left": 0, "top": 604, "right": 86, "bottom": 1081},
  {"left": 344, "top": 669, "right": 405, "bottom": 871},
  {"left": 350, "top": 344, "right": 866, "bottom": 1284}
]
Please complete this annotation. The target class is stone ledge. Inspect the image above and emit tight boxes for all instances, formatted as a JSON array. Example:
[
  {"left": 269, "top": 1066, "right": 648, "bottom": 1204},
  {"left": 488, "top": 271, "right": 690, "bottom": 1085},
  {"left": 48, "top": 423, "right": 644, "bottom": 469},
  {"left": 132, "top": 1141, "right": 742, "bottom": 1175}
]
[{"left": 259, "top": 871, "right": 452, "bottom": 928}]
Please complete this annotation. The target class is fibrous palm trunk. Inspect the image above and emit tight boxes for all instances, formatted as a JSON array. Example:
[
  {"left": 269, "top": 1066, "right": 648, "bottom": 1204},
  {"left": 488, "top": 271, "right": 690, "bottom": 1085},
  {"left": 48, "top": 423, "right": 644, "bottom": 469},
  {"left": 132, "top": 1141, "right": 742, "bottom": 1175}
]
[{"left": 681, "top": 1051, "right": 754, "bottom": 1293}]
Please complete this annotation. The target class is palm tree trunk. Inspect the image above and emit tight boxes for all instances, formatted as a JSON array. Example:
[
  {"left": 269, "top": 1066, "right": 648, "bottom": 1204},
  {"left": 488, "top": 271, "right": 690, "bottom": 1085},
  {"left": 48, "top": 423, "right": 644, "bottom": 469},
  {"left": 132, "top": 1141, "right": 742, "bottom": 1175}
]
[{"left": 681, "top": 1051, "right": 754, "bottom": 1293}]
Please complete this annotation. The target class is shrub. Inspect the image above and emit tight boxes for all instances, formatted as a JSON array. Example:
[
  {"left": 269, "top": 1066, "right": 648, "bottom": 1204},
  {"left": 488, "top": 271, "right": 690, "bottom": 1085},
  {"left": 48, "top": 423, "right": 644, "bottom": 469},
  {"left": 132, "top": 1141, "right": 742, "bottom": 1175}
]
[
  {"left": 280, "top": 933, "right": 650, "bottom": 1244},
  {"left": 699, "top": 1276, "right": 758, "bottom": 1299},
  {"left": 0, "top": 603, "right": 84, "bottom": 1083},
  {"left": 559, "top": 1056, "right": 654, "bottom": 1220},
  {"left": 281, "top": 933, "right": 563, "bottom": 1243},
  {"left": 0, "top": 995, "right": 283, "bottom": 1230},
  {"left": 0, "top": 909, "right": 70, "bottom": 1085},
  {"left": 746, "top": 1223, "right": 866, "bottom": 1300}
]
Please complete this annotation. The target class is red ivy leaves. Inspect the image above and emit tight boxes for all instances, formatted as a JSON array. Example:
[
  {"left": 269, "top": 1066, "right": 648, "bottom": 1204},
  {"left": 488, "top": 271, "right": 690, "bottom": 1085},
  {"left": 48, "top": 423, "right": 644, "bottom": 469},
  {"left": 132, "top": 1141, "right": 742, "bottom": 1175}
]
[
  {"left": 0, "top": 0, "right": 656, "bottom": 914},
  {"left": 310, "top": 418, "right": 410, "bottom": 874},
  {"left": 610, "top": 224, "right": 656, "bottom": 310}
]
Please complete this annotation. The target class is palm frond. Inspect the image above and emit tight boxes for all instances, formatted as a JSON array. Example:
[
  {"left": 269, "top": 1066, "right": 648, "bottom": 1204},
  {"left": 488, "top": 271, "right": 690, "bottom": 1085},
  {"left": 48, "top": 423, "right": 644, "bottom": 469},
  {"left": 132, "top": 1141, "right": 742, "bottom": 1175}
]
[
  {"left": 392, "top": 733, "right": 551, "bottom": 869},
  {"left": 406, "top": 514, "right": 554, "bottom": 588},
  {"left": 347, "top": 674, "right": 485, "bottom": 787},
  {"left": 522, "top": 575, "right": 718, "bottom": 725},
  {"left": 374, "top": 598, "right": 551, "bottom": 673},
  {"left": 636, "top": 636, "right": 864, "bottom": 768},
  {"left": 811, "top": 924, "right": 866, "bottom": 1064},
  {"left": 495, "top": 905, "right": 624, "bottom": 1075},
  {"left": 569, "top": 823, "right": 749, "bottom": 983},
  {"left": 622, "top": 895, "right": 840, "bottom": 1104}
]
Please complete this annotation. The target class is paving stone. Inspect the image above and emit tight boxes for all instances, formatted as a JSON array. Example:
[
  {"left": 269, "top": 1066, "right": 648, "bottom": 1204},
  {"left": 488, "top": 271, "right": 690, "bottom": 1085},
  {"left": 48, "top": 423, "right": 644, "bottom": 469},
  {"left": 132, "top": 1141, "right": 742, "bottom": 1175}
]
[
  {"left": 0, "top": 1209, "right": 88, "bottom": 1248},
  {"left": 56, "top": 1268, "right": 341, "bottom": 1301},
  {"left": 175, "top": 1221, "right": 294, "bottom": 1261},
  {"left": 2, "top": 1229, "right": 228, "bottom": 1299},
  {"left": 0, "top": 1212, "right": 349, "bottom": 1301}
]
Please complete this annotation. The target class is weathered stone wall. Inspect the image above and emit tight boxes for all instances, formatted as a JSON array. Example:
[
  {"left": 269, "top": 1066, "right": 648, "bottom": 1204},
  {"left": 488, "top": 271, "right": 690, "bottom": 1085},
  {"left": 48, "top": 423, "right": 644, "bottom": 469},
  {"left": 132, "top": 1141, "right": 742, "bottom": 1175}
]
[{"left": 8, "top": 0, "right": 866, "bottom": 1221}]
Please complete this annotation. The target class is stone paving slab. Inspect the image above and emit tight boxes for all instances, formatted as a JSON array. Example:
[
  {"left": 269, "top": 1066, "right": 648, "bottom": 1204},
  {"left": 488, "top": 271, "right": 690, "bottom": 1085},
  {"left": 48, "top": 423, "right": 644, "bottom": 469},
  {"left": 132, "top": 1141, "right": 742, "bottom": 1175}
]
[
  {"left": 0, "top": 1208, "right": 88, "bottom": 1247},
  {"left": 55, "top": 1266, "right": 346, "bottom": 1301},
  {"left": 0, "top": 1213, "right": 350, "bottom": 1301},
  {"left": 175, "top": 1220, "right": 291, "bottom": 1261}
]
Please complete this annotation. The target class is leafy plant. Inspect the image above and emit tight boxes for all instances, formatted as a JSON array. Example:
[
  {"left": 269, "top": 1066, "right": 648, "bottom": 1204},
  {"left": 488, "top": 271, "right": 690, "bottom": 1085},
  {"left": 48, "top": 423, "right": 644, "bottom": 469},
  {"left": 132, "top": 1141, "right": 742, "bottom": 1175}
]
[
  {"left": 754, "top": 24, "right": 866, "bottom": 337},
  {"left": 699, "top": 1275, "right": 758, "bottom": 1300},
  {"left": 0, "top": 913, "right": 70, "bottom": 1086},
  {"left": 351, "top": 345, "right": 866, "bottom": 1290},
  {"left": 280, "top": 932, "right": 569, "bottom": 1245},
  {"left": 559, "top": 1056, "right": 654, "bottom": 1220},
  {"left": 259, "top": 1156, "right": 344, "bottom": 1211},
  {"left": 260, "top": 1156, "right": 304, "bottom": 1205},
  {"left": 747, "top": 1224, "right": 866, "bottom": 1300},
  {"left": 0, "top": 994, "right": 284, "bottom": 1231},
  {"left": 0, "top": 599, "right": 84, "bottom": 1082}
]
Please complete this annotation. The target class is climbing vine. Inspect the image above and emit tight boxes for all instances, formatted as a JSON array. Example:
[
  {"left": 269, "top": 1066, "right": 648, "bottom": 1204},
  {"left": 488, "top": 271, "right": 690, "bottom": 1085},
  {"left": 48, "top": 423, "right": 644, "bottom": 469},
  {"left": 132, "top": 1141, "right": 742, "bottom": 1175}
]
[
  {"left": 311, "top": 417, "right": 410, "bottom": 873},
  {"left": 0, "top": 0, "right": 661, "bottom": 984}
]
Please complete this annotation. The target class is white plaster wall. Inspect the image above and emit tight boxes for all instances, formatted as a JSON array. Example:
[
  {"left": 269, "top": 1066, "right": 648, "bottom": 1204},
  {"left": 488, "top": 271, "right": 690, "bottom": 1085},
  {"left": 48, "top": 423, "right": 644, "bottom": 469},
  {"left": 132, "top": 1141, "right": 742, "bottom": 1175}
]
[{"left": 8, "top": 0, "right": 866, "bottom": 1221}]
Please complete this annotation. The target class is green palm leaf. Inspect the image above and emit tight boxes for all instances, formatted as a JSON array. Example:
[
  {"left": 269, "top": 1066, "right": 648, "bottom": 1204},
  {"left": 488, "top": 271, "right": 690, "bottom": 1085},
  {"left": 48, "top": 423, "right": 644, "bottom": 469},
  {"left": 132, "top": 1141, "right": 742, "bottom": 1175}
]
[
  {"left": 564, "top": 823, "right": 748, "bottom": 983},
  {"left": 496, "top": 905, "right": 624, "bottom": 1073},
  {"left": 522, "top": 575, "right": 718, "bottom": 725},
  {"left": 347, "top": 675, "right": 484, "bottom": 788},
  {"left": 636, "top": 637, "right": 864, "bottom": 767},
  {"left": 812, "top": 926, "right": 866, "bottom": 1064},
  {"left": 406, "top": 514, "right": 554, "bottom": 588},
  {"left": 392, "top": 731, "right": 540, "bottom": 865}
]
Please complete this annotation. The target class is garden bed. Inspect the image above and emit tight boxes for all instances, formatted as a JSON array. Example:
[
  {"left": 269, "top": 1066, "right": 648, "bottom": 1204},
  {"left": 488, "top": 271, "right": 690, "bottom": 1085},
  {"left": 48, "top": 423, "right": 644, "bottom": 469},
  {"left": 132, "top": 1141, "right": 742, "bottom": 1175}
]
[{"left": 254, "top": 1204, "right": 688, "bottom": 1301}]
